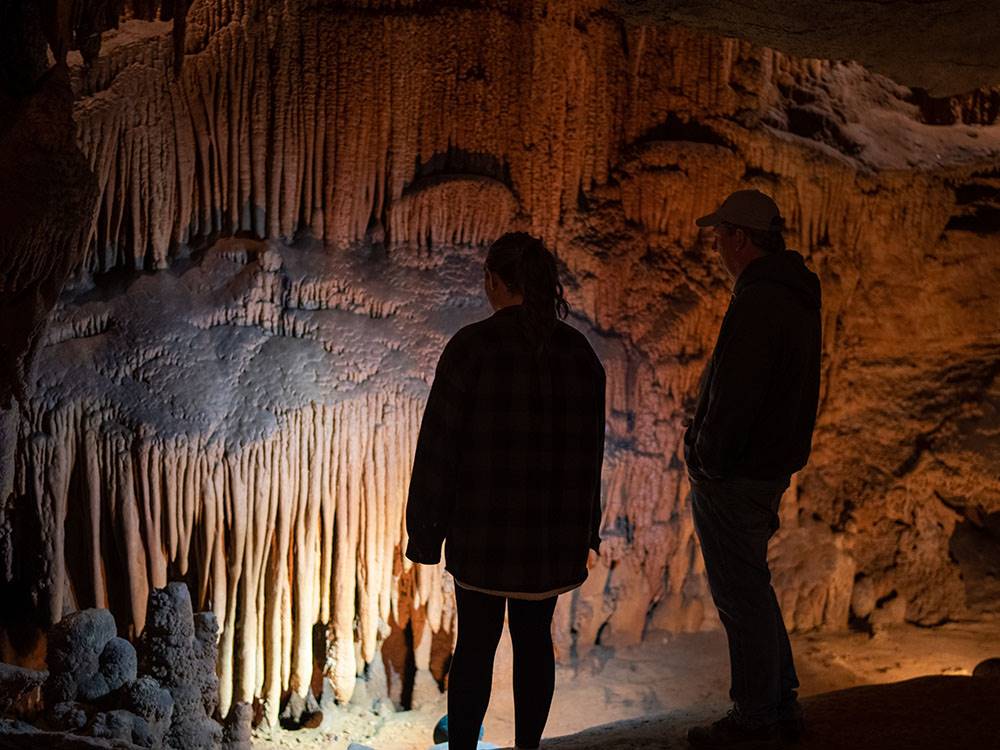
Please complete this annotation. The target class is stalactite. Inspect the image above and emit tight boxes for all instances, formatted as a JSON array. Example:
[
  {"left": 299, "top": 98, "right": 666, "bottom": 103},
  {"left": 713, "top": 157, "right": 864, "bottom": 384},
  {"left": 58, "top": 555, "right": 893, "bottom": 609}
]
[
  {"left": 69, "top": 4, "right": 627, "bottom": 270},
  {"left": 16, "top": 389, "right": 436, "bottom": 722},
  {"left": 70, "top": 5, "right": 959, "bottom": 274},
  {"left": 618, "top": 141, "right": 745, "bottom": 245},
  {"left": 387, "top": 177, "right": 518, "bottom": 249}
]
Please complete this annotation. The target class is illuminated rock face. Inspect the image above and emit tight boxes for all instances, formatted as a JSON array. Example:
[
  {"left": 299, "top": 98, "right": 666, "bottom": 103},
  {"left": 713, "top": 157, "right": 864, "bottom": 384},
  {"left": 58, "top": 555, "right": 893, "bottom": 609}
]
[
  {"left": 17, "top": 236, "right": 515, "bottom": 717},
  {"left": 2, "top": 0, "right": 999, "bottom": 721}
]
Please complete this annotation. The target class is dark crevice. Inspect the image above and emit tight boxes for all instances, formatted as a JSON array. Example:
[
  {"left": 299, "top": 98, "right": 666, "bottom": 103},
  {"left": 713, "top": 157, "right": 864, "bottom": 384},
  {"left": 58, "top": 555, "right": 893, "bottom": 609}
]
[
  {"left": 954, "top": 183, "right": 1000, "bottom": 205},
  {"left": 631, "top": 114, "right": 732, "bottom": 149},
  {"left": 910, "top": 616, "right": 953, "bottom": 628},
  {"left": 784, "top": 106, "right": 861, "bottom": 156},
  {"left": 594, "top": 620, "right": 610, "bottom": 646},
  {"left": 874, "top": 590, "right": 899, "bottom": 610},
  {"left": 971, "top": 168, "right": 1000, "bottom": 180},
  {"left": 908, "top": 88, "right": 962, "bottom": 126},
  {"left": 908, "top": 87, "right": 1000, "bottom": 126},
  {"left": 742, "top": 165, "right": 781, "bottom": 183},
  {"left": 945, "top": 205, "right": 1000, "bottom": 234},
  {"left": 847, "top": 611, "right": 874, "bottom": 637},
  {"left": 832, "top": 499, "right": 856, "bottom": 532},
  {"left": 950, "top": 512, "right": 1000, "bottom": 613},
  {"left": 400, "top": 621, "right": 418, "bottom": 710},
  {"left": 412, "top": 147, "right": 512, "bottom": 189},
  {"left": 892, "top": 434, "right": 933, "bottom": 478}
]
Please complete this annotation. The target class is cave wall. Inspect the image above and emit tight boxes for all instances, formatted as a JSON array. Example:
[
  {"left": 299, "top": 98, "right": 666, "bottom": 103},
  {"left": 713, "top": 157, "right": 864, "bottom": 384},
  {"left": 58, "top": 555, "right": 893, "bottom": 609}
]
[
  {"left": 2, "top": 0, "right": 999, "bottom": 723},
  {"left": 0, "top": 0, "right": 102, "bottom": 637}
]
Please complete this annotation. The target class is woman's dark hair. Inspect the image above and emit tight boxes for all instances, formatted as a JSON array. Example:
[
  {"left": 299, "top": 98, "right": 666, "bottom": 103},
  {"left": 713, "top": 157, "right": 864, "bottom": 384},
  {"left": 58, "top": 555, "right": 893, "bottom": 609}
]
[
  {"left": 485, "top": 232, "right": 569, "bottom": 354},
  {"left": 721, "top": 216, "right": 786, "bottom": 254}
]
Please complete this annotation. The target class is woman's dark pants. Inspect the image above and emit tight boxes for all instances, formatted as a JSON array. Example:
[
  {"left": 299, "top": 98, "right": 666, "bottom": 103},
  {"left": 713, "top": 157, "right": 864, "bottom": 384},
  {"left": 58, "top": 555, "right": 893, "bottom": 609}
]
[
  {"left": 690, "top": 477, "right": 799, "bottom": 727},
  {"left": 448, "top": 585, "right": 559, "bottom": 749}
]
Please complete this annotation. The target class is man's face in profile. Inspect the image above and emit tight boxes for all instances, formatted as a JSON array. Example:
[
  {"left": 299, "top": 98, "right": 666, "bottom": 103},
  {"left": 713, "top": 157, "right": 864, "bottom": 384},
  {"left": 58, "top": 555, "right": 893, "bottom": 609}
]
[{"left": 712, "top": 224, "right": 742, "bottom": 281}]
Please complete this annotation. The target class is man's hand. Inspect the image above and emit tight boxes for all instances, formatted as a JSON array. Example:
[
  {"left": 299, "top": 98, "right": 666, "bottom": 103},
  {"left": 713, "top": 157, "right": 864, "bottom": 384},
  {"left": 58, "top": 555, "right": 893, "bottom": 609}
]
[{"left": 587, "top": 549, "right": 599, "bottom": 570}]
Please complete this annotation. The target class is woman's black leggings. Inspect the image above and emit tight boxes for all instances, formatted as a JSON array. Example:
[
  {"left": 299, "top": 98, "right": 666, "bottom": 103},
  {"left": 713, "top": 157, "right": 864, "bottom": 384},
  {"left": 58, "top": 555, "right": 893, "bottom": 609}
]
[{"left": 447, "top": 585, "right": 559, "bottom": 750}]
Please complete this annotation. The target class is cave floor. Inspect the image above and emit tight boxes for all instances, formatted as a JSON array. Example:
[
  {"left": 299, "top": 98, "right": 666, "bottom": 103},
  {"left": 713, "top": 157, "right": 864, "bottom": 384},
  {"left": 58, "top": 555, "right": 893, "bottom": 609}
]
[{"left": 254, "top": 617, "right": 1000, "bottom": 750}]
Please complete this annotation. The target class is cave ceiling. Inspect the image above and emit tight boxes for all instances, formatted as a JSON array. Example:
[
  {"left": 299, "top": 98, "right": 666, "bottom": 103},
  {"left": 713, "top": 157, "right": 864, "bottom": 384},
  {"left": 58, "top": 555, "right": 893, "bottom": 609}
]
[{"left": 614, "top": 0, "right": 1000, "bottom": 95}]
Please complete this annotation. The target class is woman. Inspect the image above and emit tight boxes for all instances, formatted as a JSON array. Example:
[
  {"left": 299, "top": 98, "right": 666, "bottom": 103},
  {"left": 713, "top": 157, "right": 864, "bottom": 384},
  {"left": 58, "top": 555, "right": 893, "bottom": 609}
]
[{"left": 405, "top": 232, "right": 606, "bottom": 750}]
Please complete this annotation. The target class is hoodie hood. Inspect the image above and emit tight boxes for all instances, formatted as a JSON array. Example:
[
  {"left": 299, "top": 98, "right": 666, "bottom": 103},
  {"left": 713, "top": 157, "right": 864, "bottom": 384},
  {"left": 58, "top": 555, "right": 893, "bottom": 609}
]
[{"left": 734, "top": 250, "right": 822, "bottom": 310}]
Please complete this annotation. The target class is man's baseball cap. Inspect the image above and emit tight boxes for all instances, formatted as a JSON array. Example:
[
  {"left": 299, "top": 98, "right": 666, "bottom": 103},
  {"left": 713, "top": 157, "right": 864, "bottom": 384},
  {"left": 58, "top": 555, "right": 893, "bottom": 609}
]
[{"left": 695, "top": 189, "right": 782, "bottom": 232}]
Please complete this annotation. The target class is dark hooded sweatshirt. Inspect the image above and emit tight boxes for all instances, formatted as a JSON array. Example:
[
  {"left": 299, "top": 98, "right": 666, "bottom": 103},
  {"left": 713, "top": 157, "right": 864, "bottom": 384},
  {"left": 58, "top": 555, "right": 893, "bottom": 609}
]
[{"left": 684, "top": 250, "right": 822, "bottom": 482}]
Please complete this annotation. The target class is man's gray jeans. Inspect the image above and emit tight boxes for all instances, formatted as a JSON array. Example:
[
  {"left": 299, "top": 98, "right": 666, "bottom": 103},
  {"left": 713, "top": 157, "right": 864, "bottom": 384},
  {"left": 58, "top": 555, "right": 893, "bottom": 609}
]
[{"left": 690, "top": 475, "right": 799, "bottom": 727}]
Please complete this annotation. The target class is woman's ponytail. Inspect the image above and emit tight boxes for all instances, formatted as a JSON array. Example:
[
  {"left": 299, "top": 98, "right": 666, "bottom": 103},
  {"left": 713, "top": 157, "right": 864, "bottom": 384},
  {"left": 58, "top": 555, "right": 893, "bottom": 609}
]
[{"left": 486, "top": 232, "right": 569, "bottom": 355}]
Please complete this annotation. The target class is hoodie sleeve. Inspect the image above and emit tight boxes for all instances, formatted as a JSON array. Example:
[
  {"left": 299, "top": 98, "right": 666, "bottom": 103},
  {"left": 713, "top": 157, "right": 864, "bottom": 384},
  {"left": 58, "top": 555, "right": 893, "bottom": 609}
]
[
  {"left": 404, "top": 335, "right": 473, "bottom": 565},
  {"left": 590, "top": 360, "right": 607, "bottom": 553},
  {"left": 693, "top": 287, "right": 777, "bottom": 478}
]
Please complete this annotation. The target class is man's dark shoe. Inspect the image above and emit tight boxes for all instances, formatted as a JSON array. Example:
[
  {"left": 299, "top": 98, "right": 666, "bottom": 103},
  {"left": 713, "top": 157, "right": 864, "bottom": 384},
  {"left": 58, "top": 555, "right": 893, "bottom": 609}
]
[
  {"left": 779, "top": 715, "right": 805, "bottom": 743},
  {"left": 687, "top": 709, "right": 780, "bottom": 748}
]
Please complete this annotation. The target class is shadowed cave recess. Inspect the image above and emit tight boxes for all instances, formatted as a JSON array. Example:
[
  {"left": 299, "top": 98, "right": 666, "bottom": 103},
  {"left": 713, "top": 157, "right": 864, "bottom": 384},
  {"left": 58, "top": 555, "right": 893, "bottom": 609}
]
[{"left": 1, "top": 0, "right": 999, "bottom": 747}]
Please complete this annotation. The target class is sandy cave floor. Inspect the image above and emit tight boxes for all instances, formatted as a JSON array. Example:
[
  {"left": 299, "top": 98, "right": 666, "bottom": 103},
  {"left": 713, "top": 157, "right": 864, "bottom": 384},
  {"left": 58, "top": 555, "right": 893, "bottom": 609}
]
[{"left": 252, "top": 617, "right": 1000, "bottom": 750}]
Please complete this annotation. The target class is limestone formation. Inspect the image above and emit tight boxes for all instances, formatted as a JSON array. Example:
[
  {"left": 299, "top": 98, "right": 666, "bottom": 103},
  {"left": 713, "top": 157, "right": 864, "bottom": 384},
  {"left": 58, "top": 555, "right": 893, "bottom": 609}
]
[
  {"left": 0, "top": 0, "right": 998, "bottom": 726},
  {"left": 39, "top": 608, "right": 169, "bottom": 747},
  {"left": 44, "top": 609, "right": 123, "bottom": 706},
  {"left": 0, "top": 584, "right": 249, "bottom": 750},
  {"left": 221, "top": 702, "right": 253, "bottom": 750},
  {"left": 138, "top": 583, "right": 222, "bottom": 750}
]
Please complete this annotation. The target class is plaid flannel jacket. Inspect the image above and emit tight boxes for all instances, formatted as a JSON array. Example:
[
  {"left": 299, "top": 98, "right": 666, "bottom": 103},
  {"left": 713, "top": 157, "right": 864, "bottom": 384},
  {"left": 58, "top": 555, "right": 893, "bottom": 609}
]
[{"left": 404, "top": 305, "right": 606, "bottom": 594}]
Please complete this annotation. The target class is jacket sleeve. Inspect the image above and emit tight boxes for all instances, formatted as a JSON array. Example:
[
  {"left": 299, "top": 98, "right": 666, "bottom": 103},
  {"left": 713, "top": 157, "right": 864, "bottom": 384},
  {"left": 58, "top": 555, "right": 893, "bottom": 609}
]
[
  {"left": 693, "top": 288, "right": 777, "bottom": 478},
  {"left": 590, "top": 360, "right": 607, "bottom": 553},
  {"left": 404, "top": 336, "right": 471, "bottom": 565}
]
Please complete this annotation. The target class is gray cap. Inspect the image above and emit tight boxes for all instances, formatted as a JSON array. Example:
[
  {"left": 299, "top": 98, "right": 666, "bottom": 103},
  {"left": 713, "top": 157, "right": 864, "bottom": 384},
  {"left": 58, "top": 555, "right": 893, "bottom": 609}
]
[{"left": 695, "top": 189, "right": 782, "bottom": 232}]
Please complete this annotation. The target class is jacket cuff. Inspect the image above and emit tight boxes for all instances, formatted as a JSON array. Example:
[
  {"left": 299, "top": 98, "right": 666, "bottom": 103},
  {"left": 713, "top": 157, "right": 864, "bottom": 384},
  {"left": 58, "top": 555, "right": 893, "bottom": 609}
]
[
  {"left": 589, "top": 536, "right": 601, "bottom": 554},
  {"left": 405, "top": 538, "right": 441, "bottom": 565}
]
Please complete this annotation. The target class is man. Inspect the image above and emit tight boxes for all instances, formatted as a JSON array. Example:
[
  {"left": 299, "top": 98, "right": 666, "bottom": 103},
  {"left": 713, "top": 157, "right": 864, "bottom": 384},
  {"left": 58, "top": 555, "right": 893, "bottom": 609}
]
[
  {"left": 405, "top": 232, "right": 606, "bottom": 750},
  {"left": 684, "top": 190, "right": 822, "bottom": 748}
]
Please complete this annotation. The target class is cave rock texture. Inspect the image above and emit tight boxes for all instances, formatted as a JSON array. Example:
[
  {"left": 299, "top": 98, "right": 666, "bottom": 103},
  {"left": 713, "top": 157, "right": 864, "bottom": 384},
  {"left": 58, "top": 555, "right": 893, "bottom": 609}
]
[
  {"left": 1, "top": 0, "right": 999, "bottom": 726},
  {"left": 0, "top": 582, "right": 249, "bottom": 749}
]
